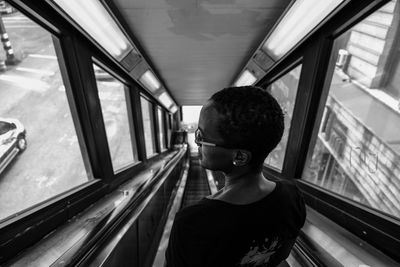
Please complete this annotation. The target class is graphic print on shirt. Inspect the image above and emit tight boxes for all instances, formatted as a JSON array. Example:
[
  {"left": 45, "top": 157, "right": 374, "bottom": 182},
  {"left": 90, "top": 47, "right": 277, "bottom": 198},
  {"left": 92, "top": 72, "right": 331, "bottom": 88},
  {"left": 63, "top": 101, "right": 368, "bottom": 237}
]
[{"left": 237, "top": 237, "right": 280, "bottom": 266}]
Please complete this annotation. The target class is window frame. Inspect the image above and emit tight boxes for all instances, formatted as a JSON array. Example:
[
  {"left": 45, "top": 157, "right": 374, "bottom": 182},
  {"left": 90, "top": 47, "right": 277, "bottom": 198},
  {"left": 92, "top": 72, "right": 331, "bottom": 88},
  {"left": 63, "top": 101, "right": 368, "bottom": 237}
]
[
  {"left": 140, "top": 94, "right": 158, "bottom": 158},
  {"left": 0, "top": 0, "right": 175, "bottom": 262},
  {"left": 260, "top": 59, "right": 303, "bottom": 174},
  {"left": 164, "top": 110, "right": 170, "bottom": 149},
  {"left": 92, "top": 58, "right": 140, "bottom": 173},
  {"left": 0, "top": 1, "right": 109, "bottom": 261},
  {"left": 5, "top": 0, "right": 399, "bottom": 263},
  {"left": 166, "top": 112, "right": 173, "bottom": 148},
  {"left": 156, "top": 106, "right": 168, "bottom": 152},
  {"left": 258, "top": 0, "right": 400, "bottom": 261}
]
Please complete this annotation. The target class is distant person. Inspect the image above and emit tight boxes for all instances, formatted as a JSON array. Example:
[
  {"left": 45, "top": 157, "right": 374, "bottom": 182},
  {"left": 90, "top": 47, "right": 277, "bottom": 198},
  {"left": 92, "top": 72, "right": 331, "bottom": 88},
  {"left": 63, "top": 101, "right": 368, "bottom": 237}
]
[{"left": 166, "top": 86, "right": 306, "bottom": 267}]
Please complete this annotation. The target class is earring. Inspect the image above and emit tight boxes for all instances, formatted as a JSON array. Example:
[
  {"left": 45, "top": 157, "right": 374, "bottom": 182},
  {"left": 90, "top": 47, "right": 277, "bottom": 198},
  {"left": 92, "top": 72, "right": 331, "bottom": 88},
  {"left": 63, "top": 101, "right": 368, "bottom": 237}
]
[{"left": 233, "top": 161, "right": 239, "bottom": 166}]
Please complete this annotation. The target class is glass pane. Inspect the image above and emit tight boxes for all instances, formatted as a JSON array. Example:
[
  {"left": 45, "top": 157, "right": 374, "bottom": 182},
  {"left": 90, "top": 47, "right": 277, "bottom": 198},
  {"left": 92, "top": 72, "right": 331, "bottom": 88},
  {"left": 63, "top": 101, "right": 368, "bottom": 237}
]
[
  {"left": 167, "top": 114, "right": 172, "bottom": 148},
  {"left": 141, "top": 97, "right": 157, "bottom": 157},
  {"left": 94, "top": 64, "right": 137, "bottom": 172},
  {"left": 0, "top": 6, "right": 91, "bottom": 221},
  {"left": 264, "top": 64, "right": 302, "bottom": 171},
  {"left": 303, "top": 1, "right": 400, "bottom": 218},
  {"left": 157, "top": 108, "right": 166, "bottom": 151}
]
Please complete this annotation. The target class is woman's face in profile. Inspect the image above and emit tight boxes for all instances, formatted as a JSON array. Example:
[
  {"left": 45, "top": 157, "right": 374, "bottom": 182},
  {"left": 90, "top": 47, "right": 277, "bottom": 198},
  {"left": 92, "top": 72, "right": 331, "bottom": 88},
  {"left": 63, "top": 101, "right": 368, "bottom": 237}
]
[{"left": 197, "top": 101, "right": 234, "bottom": 172}]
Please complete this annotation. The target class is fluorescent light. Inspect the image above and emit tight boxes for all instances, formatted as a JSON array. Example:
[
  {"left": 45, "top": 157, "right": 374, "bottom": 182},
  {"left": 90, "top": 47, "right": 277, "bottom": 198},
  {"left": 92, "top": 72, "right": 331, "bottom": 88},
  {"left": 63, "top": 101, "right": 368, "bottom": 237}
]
[
  {"left": 139, "top": 70, "right": 161, "bottom": 92},
  {"left": 53, "top": 0, "right": 133, "bottom": 60},
  {"left": 263, "top": 0, "right": 344, "bottom": 60},
  {"left": 170, "top": 105, "right": 178, "bottom": 114},
  {"left": 158, "top": 92, "right": 174, "bottom": 108},
  {"left": 182, "top": 105, "right": 202, "bottom": 123},
  {"left": 234, "top": 69, "right": 257, "bottom": 86}
]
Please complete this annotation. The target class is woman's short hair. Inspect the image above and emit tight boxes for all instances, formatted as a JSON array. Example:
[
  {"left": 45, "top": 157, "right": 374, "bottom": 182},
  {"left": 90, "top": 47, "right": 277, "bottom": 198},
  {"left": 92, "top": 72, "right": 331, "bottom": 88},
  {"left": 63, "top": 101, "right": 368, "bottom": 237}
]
[{"left": 209, "top": 86, "right": 284, "bottom": 166}]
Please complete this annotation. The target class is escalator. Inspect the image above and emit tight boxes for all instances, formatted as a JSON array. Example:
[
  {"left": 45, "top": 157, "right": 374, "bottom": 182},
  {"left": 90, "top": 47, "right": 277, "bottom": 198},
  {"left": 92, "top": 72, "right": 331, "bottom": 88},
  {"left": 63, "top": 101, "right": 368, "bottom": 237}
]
[{"left": 180, "top": 155, "right": 210, "bottom": 209}]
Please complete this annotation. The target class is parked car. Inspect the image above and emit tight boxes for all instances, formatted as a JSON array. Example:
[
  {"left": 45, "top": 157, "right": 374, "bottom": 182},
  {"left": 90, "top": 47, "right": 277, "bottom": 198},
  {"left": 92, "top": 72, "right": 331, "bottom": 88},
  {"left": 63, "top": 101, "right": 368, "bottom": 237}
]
[
  {"left": 0, "top": 1, "right": 15, "bottom": 14},
  {"left": 0, "top": 118, "right": 26, "bottom": 175}
]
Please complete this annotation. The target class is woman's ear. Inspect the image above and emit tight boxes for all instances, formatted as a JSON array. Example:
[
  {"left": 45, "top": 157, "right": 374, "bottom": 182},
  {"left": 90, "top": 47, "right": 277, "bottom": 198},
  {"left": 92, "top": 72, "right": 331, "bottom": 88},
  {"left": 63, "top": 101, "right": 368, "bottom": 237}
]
[{"left": 232, "top": 150, "right": 252, "bottom": 166}]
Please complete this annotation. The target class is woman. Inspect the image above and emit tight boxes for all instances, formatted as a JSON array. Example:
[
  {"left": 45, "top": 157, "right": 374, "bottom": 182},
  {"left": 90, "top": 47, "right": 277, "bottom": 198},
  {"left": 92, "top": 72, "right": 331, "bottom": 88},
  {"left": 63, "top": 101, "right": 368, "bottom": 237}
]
[{"left": 166, "top": 86, "right": 306, "bottom": 267}]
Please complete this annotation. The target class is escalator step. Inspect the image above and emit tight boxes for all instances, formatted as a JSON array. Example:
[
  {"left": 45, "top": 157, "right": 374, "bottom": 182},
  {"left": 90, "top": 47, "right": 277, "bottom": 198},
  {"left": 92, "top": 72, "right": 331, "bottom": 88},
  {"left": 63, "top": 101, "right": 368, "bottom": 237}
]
[{"left": 181, "top": 156, "right": 211, "bottom": 209}]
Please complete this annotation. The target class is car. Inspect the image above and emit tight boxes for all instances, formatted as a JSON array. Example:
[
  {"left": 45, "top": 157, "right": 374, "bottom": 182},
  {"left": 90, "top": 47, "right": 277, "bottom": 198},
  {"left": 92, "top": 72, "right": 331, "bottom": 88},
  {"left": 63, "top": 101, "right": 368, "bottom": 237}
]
[
  {"left": 0, "top": 118, "right": 26, "bottom": 175},
  {"left": 0, "top": 1, "right": 15, "bottom": 14}
]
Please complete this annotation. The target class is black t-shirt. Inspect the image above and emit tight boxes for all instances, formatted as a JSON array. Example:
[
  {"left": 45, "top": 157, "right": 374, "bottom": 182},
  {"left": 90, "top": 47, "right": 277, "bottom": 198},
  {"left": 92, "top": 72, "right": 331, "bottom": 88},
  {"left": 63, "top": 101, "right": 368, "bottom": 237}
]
[{"left": 165, "top": 180, "right": 306, "bottom": 267}]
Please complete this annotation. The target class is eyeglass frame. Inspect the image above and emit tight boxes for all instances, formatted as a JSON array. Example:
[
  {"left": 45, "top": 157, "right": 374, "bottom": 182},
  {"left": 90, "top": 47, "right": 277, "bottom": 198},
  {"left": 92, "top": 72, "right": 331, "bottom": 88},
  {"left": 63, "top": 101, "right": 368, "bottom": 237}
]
[{"left": 195, "top": 128, "right": 235, "bottom": 148}]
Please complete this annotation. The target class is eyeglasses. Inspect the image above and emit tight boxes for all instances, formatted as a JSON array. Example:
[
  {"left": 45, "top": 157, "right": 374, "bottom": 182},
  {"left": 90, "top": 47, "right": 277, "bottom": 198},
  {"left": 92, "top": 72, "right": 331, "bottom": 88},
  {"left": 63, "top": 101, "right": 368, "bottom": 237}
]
[{"left": 195, "top": 128, "right": 229, "bottom": 148}]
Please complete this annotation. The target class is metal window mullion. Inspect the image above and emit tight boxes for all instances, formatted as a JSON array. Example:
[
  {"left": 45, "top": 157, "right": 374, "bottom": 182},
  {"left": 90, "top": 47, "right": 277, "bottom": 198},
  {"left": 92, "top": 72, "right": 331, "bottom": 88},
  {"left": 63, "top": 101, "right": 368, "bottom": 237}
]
[
  {"left": 130, "top": 88, "right": 147, "bottom": 162},
  {"left": 257, "top": 58, "right": 302, "bottom": 178},
  {"left": 57, "top": 35, "right": 110, "bottom": 180},
  {"left": 163, "top": 110, "right": 168, "bottom": 149},
  {"left": 73, "top": 41, "right": 114, "bottom": 180},
  {"left": 124, "top": 85, "right": 139, "bottom": 162},
  {"left": 153, "top": 105, "right": 161, "bottom": 153},
  {"left": 286, "top": 36, "right": 335, "bottom": 179},
  {"left": 54, "top": 36, "right": 95, "bottom": 181}
]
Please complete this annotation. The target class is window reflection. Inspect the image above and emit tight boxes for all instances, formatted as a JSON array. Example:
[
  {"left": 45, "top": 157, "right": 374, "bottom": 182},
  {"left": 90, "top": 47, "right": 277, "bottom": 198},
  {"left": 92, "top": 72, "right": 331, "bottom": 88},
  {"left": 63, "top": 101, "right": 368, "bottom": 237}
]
[
  {"left": 303, "top": 1, "right": 400, "bottom": 218},
  {"left": 94, "top": 63, "right": 137, "bottom": 172},
  {"left": 157, "top": 108, "right": 166, "bottom": 151},
  {"left": 264, "top": 64, "right": 302, "bottom": 171},
  {"left": 167, "top": 114, "right": 172, "bottom": 148},
  {"left": 141, "top": 97, "right": 157, "bottom": 158}
]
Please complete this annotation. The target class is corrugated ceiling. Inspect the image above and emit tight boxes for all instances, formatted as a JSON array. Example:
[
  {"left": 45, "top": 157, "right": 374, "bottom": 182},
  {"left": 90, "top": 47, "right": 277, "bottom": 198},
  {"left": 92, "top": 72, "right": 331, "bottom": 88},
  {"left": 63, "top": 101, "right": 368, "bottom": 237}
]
[{"left": 113, "top": 0, "right": 291, "bottom": 105}]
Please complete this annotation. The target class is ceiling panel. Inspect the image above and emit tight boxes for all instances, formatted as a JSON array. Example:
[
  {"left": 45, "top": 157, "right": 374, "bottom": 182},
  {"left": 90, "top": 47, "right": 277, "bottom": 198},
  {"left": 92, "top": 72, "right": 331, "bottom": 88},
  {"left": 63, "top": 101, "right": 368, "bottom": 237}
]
[{"left": 113, "top": 0, "right": 291, "bottom": 105}]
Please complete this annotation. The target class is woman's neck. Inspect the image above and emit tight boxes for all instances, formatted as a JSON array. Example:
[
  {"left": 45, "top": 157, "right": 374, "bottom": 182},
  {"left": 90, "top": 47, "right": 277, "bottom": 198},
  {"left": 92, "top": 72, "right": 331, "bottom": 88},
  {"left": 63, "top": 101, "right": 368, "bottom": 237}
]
[
  {"left": 223, "top": 170, "right": 264, "bottom": 191},
  {"left": 210, "top": 169, "right": 276, "bottom": 204}
]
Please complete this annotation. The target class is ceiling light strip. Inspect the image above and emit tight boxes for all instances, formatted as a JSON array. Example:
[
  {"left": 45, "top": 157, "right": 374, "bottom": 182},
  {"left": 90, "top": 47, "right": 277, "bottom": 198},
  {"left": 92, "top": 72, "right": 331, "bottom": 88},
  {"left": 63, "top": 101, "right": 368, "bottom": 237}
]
[
  {"left": 158, "top": 92, "right": 174, "bottom": 109},
  {"left": 139, "top": 70, "right": 161, "bottom": 92},
  {"left": 263, "top": 0, "right": 345, "bottom": 60},
  {"left": 52, "top": 0, "right": 133, "bottom": 60},
  {"left": 234, "top": 69, "right": 257, "bottom": 87}
]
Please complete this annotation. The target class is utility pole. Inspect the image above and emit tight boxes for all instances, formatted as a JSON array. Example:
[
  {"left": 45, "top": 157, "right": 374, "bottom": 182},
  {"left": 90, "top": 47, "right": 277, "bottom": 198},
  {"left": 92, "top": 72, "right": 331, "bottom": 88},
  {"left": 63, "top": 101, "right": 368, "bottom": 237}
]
[{"left": 0, "top": 12, "right": 18, "bottom": 66}]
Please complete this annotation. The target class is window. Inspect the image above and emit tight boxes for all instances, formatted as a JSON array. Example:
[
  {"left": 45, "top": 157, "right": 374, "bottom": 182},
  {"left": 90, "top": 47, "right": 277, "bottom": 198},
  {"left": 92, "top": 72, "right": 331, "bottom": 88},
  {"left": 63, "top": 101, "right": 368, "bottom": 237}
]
[
  {"left": 140, "top": 96, "right": 157, "bottom": 158},
  {"left": 167, "top": 113, "right": 173, "bottom": 148},
  {"left": 0, "top": 7, "right": 91, "bottom": 222},
  {"left": 94, "top": 63, "right": 138, "bottom": 172},
  {"left": 0, "top": 121, "right": 12, "bottom": 135},
  {"left": 157, "top": 108, "right": 167, "bottom": 151},
  {"left": 303, "top": 1, "right": 400, "bottom": 218},
  {"left": 264, "top": 64, "right": 302, "bottom": 171}
]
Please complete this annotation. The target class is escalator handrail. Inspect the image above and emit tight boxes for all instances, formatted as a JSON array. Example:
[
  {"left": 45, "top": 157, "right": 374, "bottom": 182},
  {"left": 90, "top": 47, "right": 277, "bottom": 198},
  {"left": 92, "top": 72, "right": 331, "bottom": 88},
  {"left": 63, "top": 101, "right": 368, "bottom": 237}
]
[
  {"left": 60, "top": 147, "right": 187, "bottom": 267},
  {"left": 7, "top": 147, "right": 187, "bottom": 267}
]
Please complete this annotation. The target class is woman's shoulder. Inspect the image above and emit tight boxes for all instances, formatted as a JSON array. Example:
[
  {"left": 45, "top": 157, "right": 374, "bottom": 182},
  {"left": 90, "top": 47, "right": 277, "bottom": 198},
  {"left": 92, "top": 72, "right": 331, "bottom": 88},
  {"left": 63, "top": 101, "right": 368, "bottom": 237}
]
[
  {"left": 274, "top": 179, "right": 302, "bottom": 197},
  {"left": 175, "top": 199, "right": 217, "bottom": 223},
  {"left": 274, "top": 179, "right": 307, "bottom": 228},
  {"left": 173, "top": 200, "right": 226, "bottom": 239}
]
